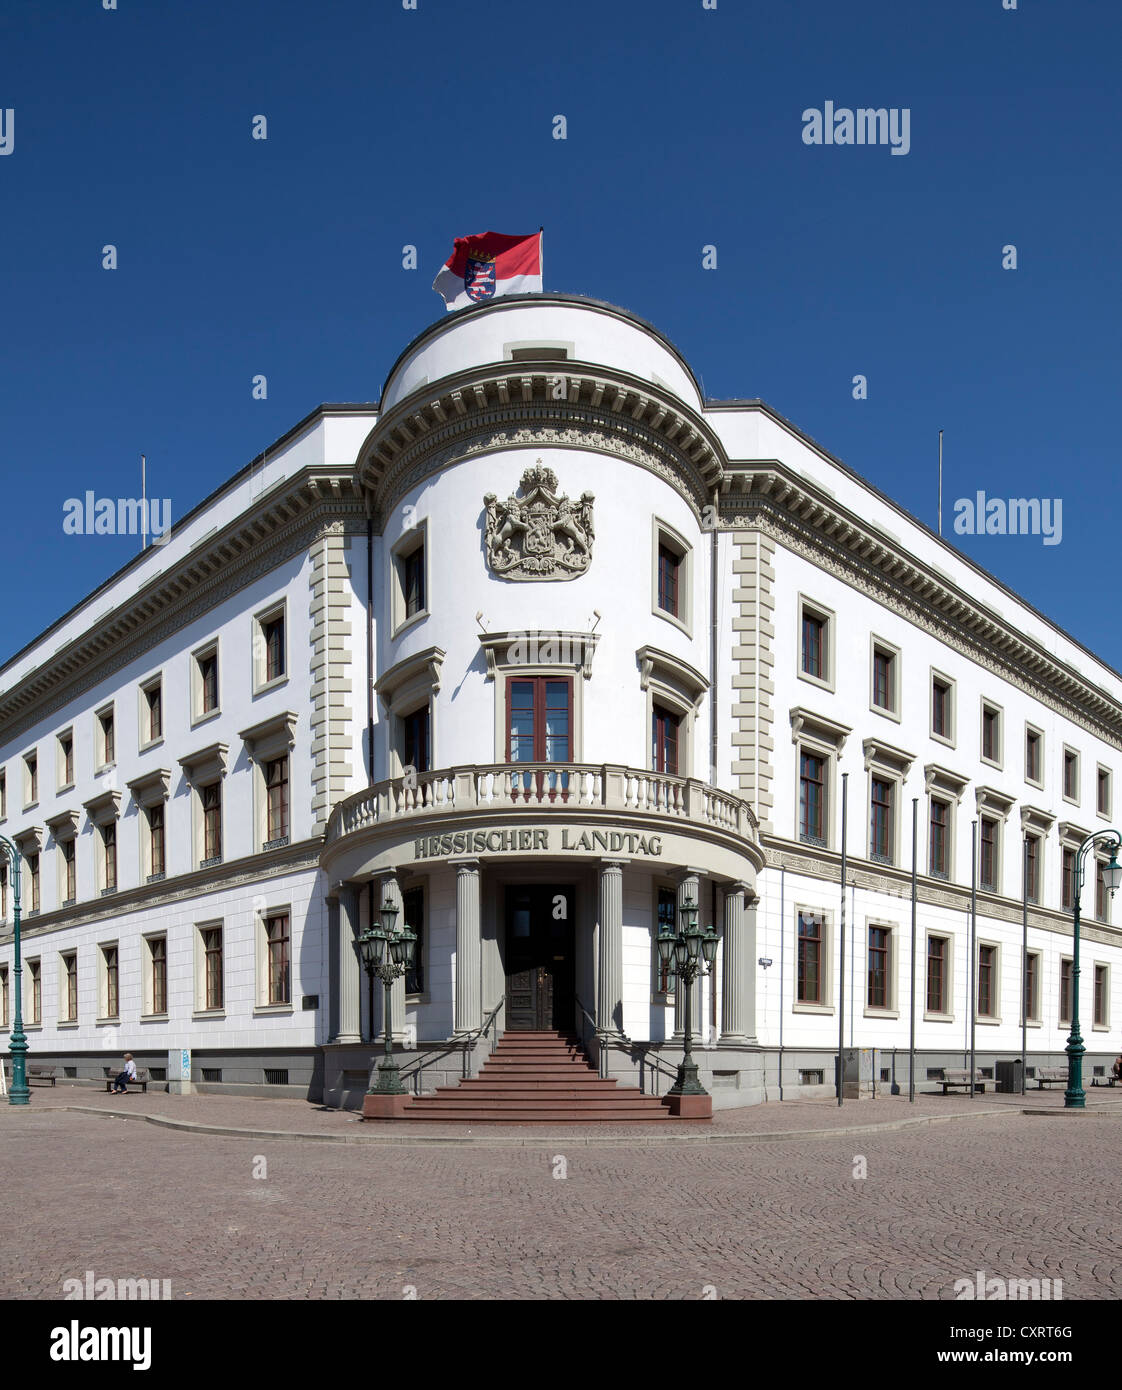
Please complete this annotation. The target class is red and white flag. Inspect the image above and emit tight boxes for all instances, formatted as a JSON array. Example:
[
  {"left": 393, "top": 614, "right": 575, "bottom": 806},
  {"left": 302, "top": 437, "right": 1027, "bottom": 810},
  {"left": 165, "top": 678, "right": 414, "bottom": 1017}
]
[{"left": 432, "top": 230, "right": 543, "bottom": 311}]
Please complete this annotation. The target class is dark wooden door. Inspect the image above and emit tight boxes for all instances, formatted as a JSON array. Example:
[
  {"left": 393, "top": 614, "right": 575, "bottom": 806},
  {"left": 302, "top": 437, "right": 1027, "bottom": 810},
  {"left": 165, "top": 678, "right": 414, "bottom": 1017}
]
[{"left": 505, "top": 885, "right": 574, "bottom": 1030}]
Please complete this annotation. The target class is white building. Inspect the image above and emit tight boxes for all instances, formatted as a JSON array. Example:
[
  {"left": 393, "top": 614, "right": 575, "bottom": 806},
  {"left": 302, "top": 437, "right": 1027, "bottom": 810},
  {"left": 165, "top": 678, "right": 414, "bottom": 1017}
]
[{"left": 1, "top": 293, "right": 1119, "bottom": 1110}]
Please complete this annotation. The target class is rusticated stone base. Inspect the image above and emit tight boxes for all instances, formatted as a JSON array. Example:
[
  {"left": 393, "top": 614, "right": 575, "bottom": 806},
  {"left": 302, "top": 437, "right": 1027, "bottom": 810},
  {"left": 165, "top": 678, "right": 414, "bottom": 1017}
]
[
  {"left": 362, "top": 1093, "right": 414, "bottom": 1120},
  {"left": 662, "top": 1093, "right": 713, "bottom": 1119}
]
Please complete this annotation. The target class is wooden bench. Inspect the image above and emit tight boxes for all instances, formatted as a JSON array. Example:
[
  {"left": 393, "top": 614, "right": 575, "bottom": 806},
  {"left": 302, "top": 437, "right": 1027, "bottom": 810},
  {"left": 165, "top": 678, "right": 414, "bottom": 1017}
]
[
  {"left": 105, "top": 1068, "right": 151, "bottom": 1094},
  {"left": 1035, "top": 1066, "right": 1067, "bottom": 1088},
  {"left": 1090, "top": 1075, "right": 1120, "bottom": 1088},
  {"left": 27, "top": 1064, "right": 56, "bottom": 1087},
  {"left": 941, "top": 1068, "right": 986, "bottom": 1094}
]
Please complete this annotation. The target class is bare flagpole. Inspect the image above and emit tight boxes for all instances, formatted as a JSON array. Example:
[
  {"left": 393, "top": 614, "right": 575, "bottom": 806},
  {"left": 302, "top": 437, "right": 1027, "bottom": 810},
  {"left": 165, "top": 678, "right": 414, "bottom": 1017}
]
[
  {"left": 539, "top": 226, "right": 544, "bottom": 292},
  {"left": 141, "top": 453, "right": 148, "bottom": 552},
  {"left": 937, "top": 430, "right": 943, "bottom": 537}
]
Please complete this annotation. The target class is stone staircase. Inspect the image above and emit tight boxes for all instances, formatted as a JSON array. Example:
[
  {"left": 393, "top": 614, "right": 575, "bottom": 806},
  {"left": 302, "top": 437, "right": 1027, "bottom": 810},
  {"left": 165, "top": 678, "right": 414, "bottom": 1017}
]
[{"left": 404, "top": 1030, "right": 672, "bottom": 1123}]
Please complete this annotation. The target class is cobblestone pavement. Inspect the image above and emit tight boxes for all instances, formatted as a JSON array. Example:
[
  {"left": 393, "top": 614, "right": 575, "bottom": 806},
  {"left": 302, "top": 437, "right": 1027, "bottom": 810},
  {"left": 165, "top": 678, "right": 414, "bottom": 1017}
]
[{"left": 2, "top": 1100, "right": 1120, "bottom": 1299}]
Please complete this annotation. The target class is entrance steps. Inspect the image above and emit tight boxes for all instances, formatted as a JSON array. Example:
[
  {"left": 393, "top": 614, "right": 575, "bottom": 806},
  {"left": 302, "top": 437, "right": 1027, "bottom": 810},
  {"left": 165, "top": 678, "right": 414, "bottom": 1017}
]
[{"left": 404, "top": 1030, "right": 672, "bottom": 1123}]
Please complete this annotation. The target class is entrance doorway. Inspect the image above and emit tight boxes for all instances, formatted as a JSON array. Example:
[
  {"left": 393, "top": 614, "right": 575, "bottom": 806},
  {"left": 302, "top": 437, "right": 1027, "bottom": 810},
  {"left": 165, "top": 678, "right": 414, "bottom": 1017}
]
[{"left": 504, "top": 885, "right": 575, "bottom": 1031}]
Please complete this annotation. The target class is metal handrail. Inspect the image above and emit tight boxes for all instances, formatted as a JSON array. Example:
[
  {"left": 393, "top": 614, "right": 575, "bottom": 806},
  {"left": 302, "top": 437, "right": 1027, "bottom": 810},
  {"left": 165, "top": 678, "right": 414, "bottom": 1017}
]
[{"left": 396, "top": 996, "right": 505, "bottom": 1094}]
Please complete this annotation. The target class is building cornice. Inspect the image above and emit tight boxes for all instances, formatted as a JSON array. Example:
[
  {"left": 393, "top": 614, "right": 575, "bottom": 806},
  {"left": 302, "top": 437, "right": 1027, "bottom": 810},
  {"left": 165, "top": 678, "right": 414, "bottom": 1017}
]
[
  {"left": 0, "top": 468, "right": 365, "bottom": 748},
  {"left": 356, "top": 359, "right": 727, "bottom": 522},
  {"left": 722, "top": 464, "right": 1122, "bottom": 747}
]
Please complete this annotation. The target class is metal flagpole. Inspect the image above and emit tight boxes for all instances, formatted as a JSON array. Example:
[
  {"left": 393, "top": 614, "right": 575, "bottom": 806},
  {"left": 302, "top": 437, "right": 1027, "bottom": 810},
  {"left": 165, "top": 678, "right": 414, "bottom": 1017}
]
[
  {"left": 838, "top": 772, "right": 848, "bottom": 1107},
  {"left": 909, "top": 798, "right": 918, "bottom": 1102},
  {"left": 539, "top": 227, "right": 544, "bottom": 291},
  {"left": 970, "top": 820, "right": 977, "bottom": 1097},
  {"left": 938, "top": 430, "right": 943, "bottom": 538},
  {"left": 1021, "top": 834, "right": 1029, "bottom": 1095},
  {"left": 141, "top": 453, "right": 148, "bottom": 551}
]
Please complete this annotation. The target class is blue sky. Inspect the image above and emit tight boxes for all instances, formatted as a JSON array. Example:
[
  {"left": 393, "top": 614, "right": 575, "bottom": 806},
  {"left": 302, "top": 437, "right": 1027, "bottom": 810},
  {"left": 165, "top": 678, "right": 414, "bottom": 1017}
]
[{"left": 1, "top": 0, "right": 1118, "bottom": 669}]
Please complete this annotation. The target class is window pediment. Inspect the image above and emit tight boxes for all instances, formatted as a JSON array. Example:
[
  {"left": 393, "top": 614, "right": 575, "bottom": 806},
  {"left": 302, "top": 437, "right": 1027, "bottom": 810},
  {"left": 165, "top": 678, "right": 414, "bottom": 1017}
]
[
  {"left": 1057, "top": 820, "right": 1092, "bottom": 847},
  {"left": 375, "top": 645, "right": 446, "bottom": 715},
  {"left": 126, "top": 767, "right": 171, "bottom": 809},
  {"left": 45, "top": 809, "right": 80, "bottom": 842},
  {"left": 975, "top": 785, "right": 1016, "bottom": 822},
  {"left": 790, "top": 706, "right": 851, "bottom": 752},
  {"left": 862, "top": 737, "right": 915, "bottom": 777},
  {"left": 637, "top": 645, "right": 708, "bottom": 707},
  {"left": 82, "top": 790, "right": 120, "bottom": 827},
  {"left": 1020, "top": 804, "right": 1056, "bottom": 835},
  {"left": 480, "top": 633, "right": 596, "bottom": 681},
  {"left": 13, "top": 825, "right": 42, "bottom": 852},
  {"left": 179, "top": 742, "right": 229, "bottom": 786},
  {"left": 239, "top": 711, "right": 298, "bottom": 763},
  {"left": 924, "top": 762, "right": 969, "bottom": 804}
]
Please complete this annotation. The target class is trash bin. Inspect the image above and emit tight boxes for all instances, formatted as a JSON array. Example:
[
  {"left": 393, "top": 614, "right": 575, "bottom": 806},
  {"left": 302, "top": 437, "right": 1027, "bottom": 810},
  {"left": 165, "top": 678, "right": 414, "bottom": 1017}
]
[{"left": 995, "top": 1059, "right": 1023, "bottom": 1094}]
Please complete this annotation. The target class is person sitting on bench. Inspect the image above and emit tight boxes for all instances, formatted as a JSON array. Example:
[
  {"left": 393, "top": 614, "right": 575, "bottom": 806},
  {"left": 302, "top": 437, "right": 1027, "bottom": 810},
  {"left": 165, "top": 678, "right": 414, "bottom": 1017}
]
[
  {"left": 1113, "top": 1056, "right": 1122, "bottom": 1082},
  {"left": 111, "top": 1053, "right": 137, "bottom": 1094}
]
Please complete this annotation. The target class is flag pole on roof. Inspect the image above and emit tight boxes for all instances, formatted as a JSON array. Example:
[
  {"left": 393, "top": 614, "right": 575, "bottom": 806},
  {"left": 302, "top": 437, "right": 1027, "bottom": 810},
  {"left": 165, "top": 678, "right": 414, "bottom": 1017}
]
[
  {"left": 432, "top": 231, "right": 544, "bottom": 310},
  {"left": 539, "top": 226, "right": 544, "bottom": 291}
]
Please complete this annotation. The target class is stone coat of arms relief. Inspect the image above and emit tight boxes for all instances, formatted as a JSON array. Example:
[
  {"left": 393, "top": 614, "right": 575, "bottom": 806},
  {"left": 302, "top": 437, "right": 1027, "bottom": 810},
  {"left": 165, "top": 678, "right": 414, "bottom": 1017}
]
[{"left": 483, "top": 462, "right": 595, "bottom": 581}]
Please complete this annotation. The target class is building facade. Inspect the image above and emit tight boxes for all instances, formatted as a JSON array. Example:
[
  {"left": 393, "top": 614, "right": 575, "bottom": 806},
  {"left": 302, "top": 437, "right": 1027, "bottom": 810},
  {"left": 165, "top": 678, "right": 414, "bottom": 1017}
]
[{"left": 1, "top": 294, "right": 1119, "bottom": 1108}]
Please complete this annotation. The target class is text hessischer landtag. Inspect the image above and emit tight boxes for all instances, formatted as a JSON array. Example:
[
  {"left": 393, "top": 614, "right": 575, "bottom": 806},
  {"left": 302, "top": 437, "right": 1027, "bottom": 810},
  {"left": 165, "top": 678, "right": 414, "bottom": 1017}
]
[{"left": 414, "top": 827, "right": 664, "bottom": 859}]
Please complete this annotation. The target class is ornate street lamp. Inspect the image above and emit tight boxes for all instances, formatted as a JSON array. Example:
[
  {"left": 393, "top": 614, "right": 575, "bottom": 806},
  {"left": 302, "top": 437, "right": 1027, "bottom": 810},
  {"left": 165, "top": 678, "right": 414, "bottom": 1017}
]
[
  {"left": 357, "top": 896, "right": 416, "bottom": 1104},
  {"left": 1065, "top": 830, "right": 1122, "bottom": 1108},
  {"left": 657, "top": 893, "right": 720, "bottom": 1115},
  {"left": 0, "top": 836, "right": 28, "bottom": 1105}
]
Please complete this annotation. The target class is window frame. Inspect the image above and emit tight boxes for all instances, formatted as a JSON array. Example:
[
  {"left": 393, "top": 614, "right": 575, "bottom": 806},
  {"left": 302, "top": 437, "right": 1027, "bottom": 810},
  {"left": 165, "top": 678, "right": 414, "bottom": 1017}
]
[
  {"left": 57, "top": 729, "right": 74, "bottom": 792},
  {"left": 23, "top": 750, "right": 38, "bottom": 809},
  {"left": 1062, "top": 745, "right": 1081, "bottom": 806},
  {"left": 26, "top": 957, "right": 41, "bottom": 1025},
  {"left": 96, "top": 704, "right": 116, "bottom": 771},
  {"left": 139, "top": 674, "right": 164, "bottom": 749},
  {"left": 797, "top": 595, "right": 835, "bottom": 693},
  {"left": 930, "top": 670, "right": 956, "bottom": 747},
  {"left": 651, "top": 517, "right": 693, "bottom": 639},
  {"left": 196, "top": 921, "right": 225, "bottom": 1016},
  {"left": 143, "top": 932, "right": 168, "bottom": 1018},
  {"left": 98, "top": 941, "right": 120, "bottom": 1022},
  {"left": 1023, "top": 948, "right": 1041, "bottom": 1026},
  {"left": 864, "top": 921, "right": 897, "bottom": 1016},
  {"left": 979, "top": 815, "right": 1000, "bottom": 893},
  {"left": 1059, "top": 955, "right": 1073, "bottom": 1026},
  {"left": 869, "top": 637, "right": 901, "bottom": 721},
  {"left": 924, "top": 931, "right": 954, "bottom": 1021},
  {"left": 253, "top": 601, "right": 289, "bottom": 694},
  {"left": 59, "top": 950, "right": 78, "bottom": 1024},
  {"left": 980, "top": 700, "right": 1003, "bottom": 770},
  {"left": 794, "top": 908, "right": 833, "bottom": 1014},
  {"left": 1093, "top": 961, "right": 1110, "bottom": 1030},
  {"left": 976, "top": 940, "right": 1000, "bottom": 1022},
  {"left": 192, "top": 641, "right": 221, "bottom": 726},
  {"left": 1097, "top": 765, "right": 1113, "bottom": 821},
  {"left": 1024, "top": 724, "right": 1044, "bottom": 790},
  {"left": 391, "top": 518, "right": 430, "bottom": 638},
  {"left": 403, "top": 884, "right": 426, "bottom": 999}
]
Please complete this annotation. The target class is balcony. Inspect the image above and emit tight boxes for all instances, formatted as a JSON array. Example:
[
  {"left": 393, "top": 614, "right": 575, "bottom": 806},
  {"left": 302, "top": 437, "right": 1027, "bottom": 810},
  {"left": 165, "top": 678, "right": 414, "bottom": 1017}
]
[{"left": 326, "top": 763, "right": 758, "bottom": 848}]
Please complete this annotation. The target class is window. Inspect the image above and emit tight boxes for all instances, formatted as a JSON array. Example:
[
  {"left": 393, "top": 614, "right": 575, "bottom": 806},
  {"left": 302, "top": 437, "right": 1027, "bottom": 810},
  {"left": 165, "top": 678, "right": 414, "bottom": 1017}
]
[
  {"left": 58, "top": 731, "right": 74, "bottom": 788},
  {"left": 800, "top": 751, "right": 826, "bottom": 846},
  {"left": 977, "top": 944, "right": 997, "bottom": 1018},
  {"left": 101, "top": 824, "right": 117, "bottom": 893},
  {"left": 403, "top": 544, "right": 426, "bottom": 620},
  {"left": 1094, "top": 964, "right": 1109, "bottom": 1027},
  {"left": 98, "top": 707, "right": 116, "bottom": 767},
  {"left": 867, "top": 926, "right": 890, "bottom": 1008},
  {"left": 871, "top": 641, "right": 898, "bottom": 715},
  {"left": 26, "top": 853, "right": 40, "bottom": 912},
  {"left": 981, "top": 703, "right": 1001, "bottom": 765},
  {"left": 266, "top": 912, "right": 291, "bottom": 1005},
  {"left": 1025, "top": 726, "right": 1042, "bottom": 786},
  {"left": 0, "top": 965, "right": 7, "bottom": 1027},
  {"left": 657, "top": 544, "right": 680, "bottom": 619},
  {"left": 0, "top": 770, "right": 6, "bottom": 819},
  {"left": 797, "top": 911, "right": 824, "bottom": 1004},
  {"left": 61, "top": 952, "right": 78, "bottom": 1022},
  {"left": 507, "top": 677, "right": 572, "bottom": 763},
  {"left": 147, "top": 804, "right": 165, "bottom": 878},
  {"left": 203, "top": 926, "right": 224, "bottom": 1010},
  {"left": 148, "top": 935, "right": 167, "bottom": 1016},
  {"left": 926, "top": 936, "right": 948, "bottom": 1014},
  {"left": 1095, "top": 859, "right": 1109, "bottom": 923},
  {"left": 929, "top": 798, "right": 950, "bottom": 878},
  {"left": 0, "top": 863, "right": 7, "bottom": 919},
  {"left": 402, "top": 707, "right": 430, "bottom": 775},
  {"left": 931, "top": 674, "right": 953, "bottom": 742},
  {"left": 202, "top": 783, "right": 222, "bottom": 863},
  {"left": 1063, "top": 747, "right": 1079, "bottom": 802},
  {"left": 651, "top": 704, "right": 680, "bottom": 775},
  {"left": 198, "top": 648, "right": 219, "bottom": 717},
  {"left": 142, "top": 679, "right": 163, "bottom": 744},
  {"left": 979, "top": 816, "right": 998, "bottom": 892},
  {"left": 1098, "top": 766, "right": 1112, "bottom": 818},
  {"left": 652, "top": 521, "right": 691, "bottom": 634},
  {"left": 101, "top": 944, "right": 119, "bottom": 1019},
  {"left": 1061, "top": 846, "right": 1075, "bottom": 910},
  {"left": 1059, "top": 958, "right": 1073, "bottom": 1025},
  {"left": 404, "top": 886, "right": 425, "bottom": 996},
  {"left": 27, "top": 959, "right": 41, "bottom": 1024},
  {"left": 1024, "top": 951, "right": 1040, "bottom": 1023},
  {"left": 801, "top": 608, "right": 827, "bottom": 682},
  {"left": 62, "top": 839, "right": 76, "bottom": 904},
  {"left": 24, "top": 752, "right": 37, "bottom": 806},
  {"left": 870, "top": 778, "right": 894, "bottom": 863},
  {"left": 265, "top": 757, "right": 290, "bottom": 845},
  {"left": 654, "top": 887, "right": 676, "bottom": 994},
  {"left": 264, "top": 615, "right": 285, "bottom": 681},
  {"left": 253, "top": 606, "right": 288, "bottom": 690},
  {"left": 1024, "top": 833, "right": 1041, "bottom": 905}
]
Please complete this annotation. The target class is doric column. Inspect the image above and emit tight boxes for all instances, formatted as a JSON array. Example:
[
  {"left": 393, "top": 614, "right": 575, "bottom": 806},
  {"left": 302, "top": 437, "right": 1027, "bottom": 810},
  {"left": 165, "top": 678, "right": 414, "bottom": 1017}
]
[
  {"left": 453, "top": 859, "right": 482, "bottom": 1033},
  {"left": 597, "top": 859, "right": 626, "bottom": 1033},
  {"left": 720, "top": 881, "right": 756, "bottom": 1043},
  {"left": 336, "top": 883, "right": 361, "bottom": 1044},
  {"left": 673, "top": 870, "right": 702, "bottom": 1038}
]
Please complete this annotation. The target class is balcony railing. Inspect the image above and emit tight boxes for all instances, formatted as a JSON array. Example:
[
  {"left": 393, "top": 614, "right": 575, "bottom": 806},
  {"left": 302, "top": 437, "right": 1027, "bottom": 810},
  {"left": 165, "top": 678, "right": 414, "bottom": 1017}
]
[{"left": 326, "top": 762, "right": 757, "bottom": 846}]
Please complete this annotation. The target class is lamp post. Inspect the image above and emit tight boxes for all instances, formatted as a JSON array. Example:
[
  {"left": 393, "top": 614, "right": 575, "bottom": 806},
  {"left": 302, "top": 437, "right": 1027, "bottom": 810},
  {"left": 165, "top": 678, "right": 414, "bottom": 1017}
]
[
  {"left": 657, "top": 893, "right": 720, "bottom": 1118},
  {"left": 1065, "top": 830, "right": 1122, "bottom": 1109},
  {"left": 1, "top": 836, "right": 28, "bottom": 1105},
  {"left": 357, "top": 895, "right": 416, "bottom": 1118}
]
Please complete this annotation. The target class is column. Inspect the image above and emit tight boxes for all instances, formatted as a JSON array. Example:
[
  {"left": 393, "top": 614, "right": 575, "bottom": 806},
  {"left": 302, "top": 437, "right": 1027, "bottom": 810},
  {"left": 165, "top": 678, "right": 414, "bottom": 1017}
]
[
  {"left": 336, "top": 883, "right": 361, "bottom": 1044},
  {"left": 453, "top": 859, "right": 481, "bottom": 1033},
  {"left": 379, "top": 873, "right": 407, "bottom": 1043},
  {"left": 720, "top": 881, "right": 756, "bottom": 1043},
  {"left": 597, "top": 860, "right": 625, "bottom": 1034},
  {"left": 673, "top": 870, "right": 702, "bottom": 1038}
]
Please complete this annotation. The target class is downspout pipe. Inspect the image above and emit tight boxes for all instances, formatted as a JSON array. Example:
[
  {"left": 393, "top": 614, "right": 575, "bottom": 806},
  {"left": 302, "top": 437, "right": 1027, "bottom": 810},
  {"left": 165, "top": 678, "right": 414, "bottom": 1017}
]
[
  {"left": 709, "top": 488, "right": 719, "bottom": 787},
  {"left": 366, "top": 510, "right": 375, "bottom": 788}
]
